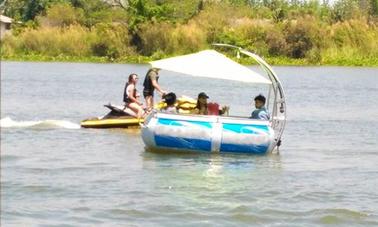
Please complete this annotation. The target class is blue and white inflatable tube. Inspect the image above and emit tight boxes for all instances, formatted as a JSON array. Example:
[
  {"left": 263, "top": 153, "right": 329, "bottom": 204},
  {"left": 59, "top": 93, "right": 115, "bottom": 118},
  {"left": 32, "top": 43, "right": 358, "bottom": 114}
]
[{"left": 142, "top": 112, "right": 275, "bottom": 154}]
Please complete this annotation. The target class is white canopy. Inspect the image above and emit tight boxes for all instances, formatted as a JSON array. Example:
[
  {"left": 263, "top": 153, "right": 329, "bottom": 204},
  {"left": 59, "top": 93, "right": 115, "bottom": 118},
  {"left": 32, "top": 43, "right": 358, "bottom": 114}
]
[{"left": 149, "top": 50, "right": 272, "bottom": 84}]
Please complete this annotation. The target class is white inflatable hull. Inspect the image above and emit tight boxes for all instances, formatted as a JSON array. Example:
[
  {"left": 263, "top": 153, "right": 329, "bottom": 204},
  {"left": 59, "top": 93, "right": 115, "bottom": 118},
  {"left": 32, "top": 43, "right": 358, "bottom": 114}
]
[{"left": 141, "top": 113, "right": 275, "bottom": 154}]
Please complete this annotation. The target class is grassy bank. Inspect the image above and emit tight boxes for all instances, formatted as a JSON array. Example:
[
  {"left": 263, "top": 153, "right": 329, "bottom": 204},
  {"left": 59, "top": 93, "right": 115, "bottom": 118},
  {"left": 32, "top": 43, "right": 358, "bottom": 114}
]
[
  {"left": 1, "top": 53, "right": 153, "bottom": 64},
  {"left": 2, "top": 51, "right": 377, "bottom": 67},
  {"left": 1, "top": 0, "right": 378, "bottom": 66}
]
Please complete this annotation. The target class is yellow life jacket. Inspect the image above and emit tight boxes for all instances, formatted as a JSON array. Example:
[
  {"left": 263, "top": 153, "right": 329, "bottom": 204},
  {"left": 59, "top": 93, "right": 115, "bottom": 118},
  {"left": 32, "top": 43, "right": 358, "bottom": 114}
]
[{"left": 155, "top": 96, "right": 197, "bottom": 114}]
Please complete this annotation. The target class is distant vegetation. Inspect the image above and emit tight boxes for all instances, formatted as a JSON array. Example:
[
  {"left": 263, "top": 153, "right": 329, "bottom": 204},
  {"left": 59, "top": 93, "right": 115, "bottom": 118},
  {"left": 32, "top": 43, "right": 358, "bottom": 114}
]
[{"left": 1, "top": 0, "right": 378, "bottom": 66}]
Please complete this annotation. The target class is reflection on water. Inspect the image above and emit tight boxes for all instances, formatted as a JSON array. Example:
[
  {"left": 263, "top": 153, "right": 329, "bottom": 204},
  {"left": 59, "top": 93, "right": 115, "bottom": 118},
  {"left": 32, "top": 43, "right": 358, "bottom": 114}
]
[{"left": 205, "top": 157, "right": 224, "bottom": 178}]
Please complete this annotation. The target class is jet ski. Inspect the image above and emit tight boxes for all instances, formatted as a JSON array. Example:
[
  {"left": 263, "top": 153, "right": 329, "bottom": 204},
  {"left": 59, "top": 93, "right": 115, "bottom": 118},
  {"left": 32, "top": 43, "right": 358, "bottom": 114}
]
[{"left": 81, "top": 104, "right": 143, "bottom": 128}]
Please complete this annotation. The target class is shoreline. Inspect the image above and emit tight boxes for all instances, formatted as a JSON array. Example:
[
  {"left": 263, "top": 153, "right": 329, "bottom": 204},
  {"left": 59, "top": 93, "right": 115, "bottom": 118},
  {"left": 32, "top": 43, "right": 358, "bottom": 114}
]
[{"left": 1, "top": 54, "right": 378, "bottom": 67}]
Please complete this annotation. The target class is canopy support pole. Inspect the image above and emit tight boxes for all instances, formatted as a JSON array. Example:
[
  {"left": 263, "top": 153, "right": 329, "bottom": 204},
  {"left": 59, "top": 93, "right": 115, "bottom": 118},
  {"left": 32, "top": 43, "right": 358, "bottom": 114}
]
[{"left": 212, "top": 43, "right": 287, "bottom": 151}]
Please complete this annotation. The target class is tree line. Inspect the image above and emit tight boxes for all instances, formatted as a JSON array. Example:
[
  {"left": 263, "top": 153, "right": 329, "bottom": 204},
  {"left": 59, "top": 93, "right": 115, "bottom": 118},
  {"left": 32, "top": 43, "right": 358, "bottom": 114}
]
[{"left": 1, "top": 0, "right": 377, "bottom": 65}]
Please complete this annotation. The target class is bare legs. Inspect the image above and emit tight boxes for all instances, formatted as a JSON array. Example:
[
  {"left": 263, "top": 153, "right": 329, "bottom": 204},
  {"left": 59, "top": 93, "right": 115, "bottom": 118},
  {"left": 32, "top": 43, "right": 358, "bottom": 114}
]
[
  {"left": 145, "top": 95, "right": 153, "bottom": 112},
  {"left": 128, "top": 102, "right": 145, "bottom": 118}
]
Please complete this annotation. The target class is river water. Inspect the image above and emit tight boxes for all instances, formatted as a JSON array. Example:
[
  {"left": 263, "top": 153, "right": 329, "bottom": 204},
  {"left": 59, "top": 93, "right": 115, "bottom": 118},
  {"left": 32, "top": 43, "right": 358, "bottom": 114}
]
[{"left": 1, "top": 61, "right": 377, "bottom": 226}]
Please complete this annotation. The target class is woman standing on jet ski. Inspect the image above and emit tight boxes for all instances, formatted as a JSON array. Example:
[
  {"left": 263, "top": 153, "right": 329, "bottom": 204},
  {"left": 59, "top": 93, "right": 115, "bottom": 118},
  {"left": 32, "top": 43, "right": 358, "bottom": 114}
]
[{"left": 123, "top": 73, "right": 145, "bottom": 118}]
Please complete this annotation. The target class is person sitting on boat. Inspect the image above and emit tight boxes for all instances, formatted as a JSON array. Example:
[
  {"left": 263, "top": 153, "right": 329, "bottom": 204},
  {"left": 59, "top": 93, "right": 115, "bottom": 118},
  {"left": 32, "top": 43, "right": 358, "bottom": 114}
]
[
  {"left": 250, "top": 94, "right": 270, "bottom": 120},
  {"left": 194, "top": 92, "right": 229, "bottom": 115},
  {"left": 143, "top": 68, "right": 167, "bottom": 112},
  {"left": 194, "top": 92, "right": 209, "bottom": 115},
  {"left": 123, "top": 73, "right": 145, "bottom": 118},
  {"left": 161, "top": 92, "right": 178, "bottom": 114}
]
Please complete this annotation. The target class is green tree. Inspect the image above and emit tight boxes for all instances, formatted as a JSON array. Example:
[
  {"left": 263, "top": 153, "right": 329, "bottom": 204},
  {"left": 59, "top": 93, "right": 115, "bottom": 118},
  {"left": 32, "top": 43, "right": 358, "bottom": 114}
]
[
  {"left": 370, "top": 0, "right": 378, "bottom": 15},
  {"left": 1, "top": 0, "right": 67, "bottom": 21},
  {"left": 40, "top": 2, "right": 84, "bottom": 27},
  {"left": 331, "top": 0, "right": 361, "bottom": 22}
]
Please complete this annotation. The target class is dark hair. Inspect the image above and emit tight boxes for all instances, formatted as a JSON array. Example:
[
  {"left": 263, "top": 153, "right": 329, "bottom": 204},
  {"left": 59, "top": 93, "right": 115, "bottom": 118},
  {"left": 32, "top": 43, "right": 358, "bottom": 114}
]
[
  {"left": 128, "top": 73, "right": 137, "bottom": 83},
  {"left": 196, "top": 92, "right": 208, "bottom": 110},
  {"left": 197, "top": 92, "right": 209, "bottom": 99},
  {"left": 254, "top": 94, "right": 266, "bottom": 104},
  {"left": 163, "top": 92, "right": 176, "bottom": 106}
]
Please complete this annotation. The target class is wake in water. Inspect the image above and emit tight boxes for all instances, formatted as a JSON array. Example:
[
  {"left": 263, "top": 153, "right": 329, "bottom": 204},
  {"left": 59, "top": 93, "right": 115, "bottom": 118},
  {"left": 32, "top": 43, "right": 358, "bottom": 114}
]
[{"left": 0, "top": 117, "right": 80, "bottom": 129}]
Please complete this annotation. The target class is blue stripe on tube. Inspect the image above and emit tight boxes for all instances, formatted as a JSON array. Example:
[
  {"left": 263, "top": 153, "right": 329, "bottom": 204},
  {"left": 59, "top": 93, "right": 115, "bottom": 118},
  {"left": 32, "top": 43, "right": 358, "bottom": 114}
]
[
  {"left": 158, "top": 118, "right": 212, "bottom": 128},
  {"left": 155, "top": 135, "right": 211, "bottom": 152},
  {"left": 220, "top": 143, "right": 268, "bottom": 154},
  {"left": 222, "top": 123, "right": 269, "bottom": 134}
]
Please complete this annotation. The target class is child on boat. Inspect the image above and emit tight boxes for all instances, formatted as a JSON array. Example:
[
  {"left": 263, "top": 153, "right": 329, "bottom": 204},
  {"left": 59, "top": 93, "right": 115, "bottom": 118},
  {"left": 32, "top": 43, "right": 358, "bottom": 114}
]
[
  {"left": 250, "top": 94, "right": 270, "bottom": 120},
  {"left": 161, "top": 92, "right": 178, "bottom": 114}
]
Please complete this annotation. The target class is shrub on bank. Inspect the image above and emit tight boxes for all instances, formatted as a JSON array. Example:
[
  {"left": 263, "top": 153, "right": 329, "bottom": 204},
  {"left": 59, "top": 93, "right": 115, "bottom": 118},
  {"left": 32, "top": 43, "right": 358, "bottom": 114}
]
[
  {"left": 137, "top": 21, "right": 206, "bottom": 56},
  {"left": 5, "top": 25, "right": 92, "bottom": 57},
  {"left": 283, "top": 15, "right": 323, "bottom": 59},
  {"left": 38, "top": 2, "right": 85, "bottom": 27},
  {"left": 91, "top": 23, "right": 135, "bottom": 59},
  {"left": 168, "top": 22, "right": 207, "bottom": 54},
  {"left": 1, "top": 24, "right": 135, "bottom": 59},
  {"left": 192, "top": 3, "right": 234, "bottom": 43},
  {"left": 137, "top": 21, "right": 174, "bottom": 55}
]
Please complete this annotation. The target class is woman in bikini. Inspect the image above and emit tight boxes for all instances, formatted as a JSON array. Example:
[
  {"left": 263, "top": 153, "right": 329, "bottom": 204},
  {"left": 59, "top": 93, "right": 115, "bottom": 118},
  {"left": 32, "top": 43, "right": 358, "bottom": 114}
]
[{"left": 123, "top": 73, "right": 145, "bottom": 118}]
